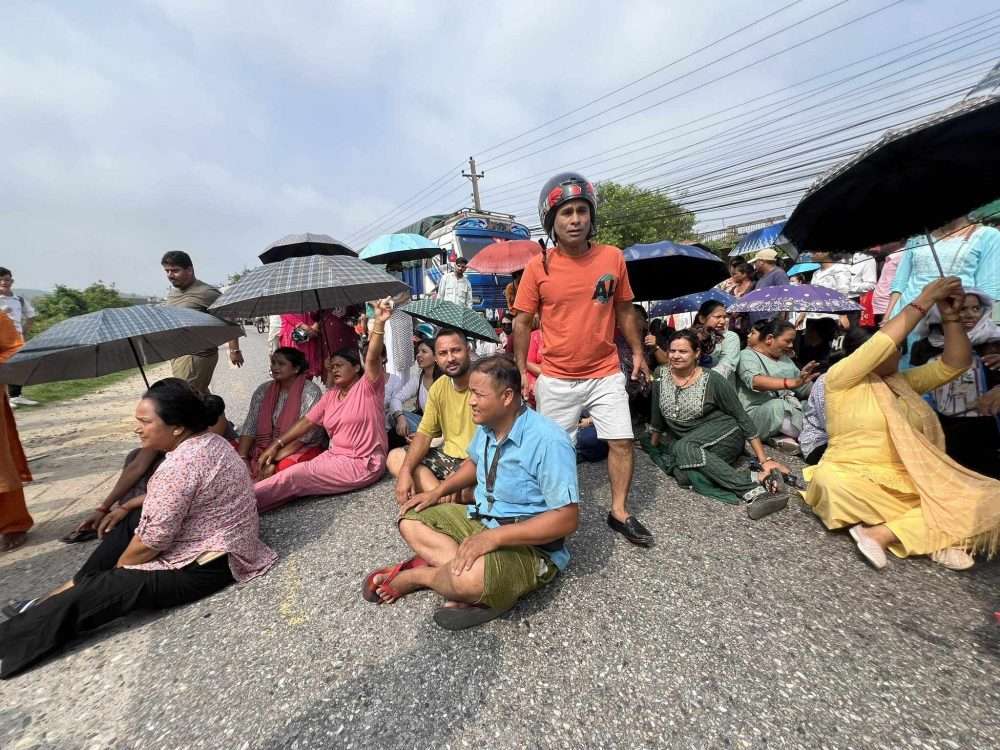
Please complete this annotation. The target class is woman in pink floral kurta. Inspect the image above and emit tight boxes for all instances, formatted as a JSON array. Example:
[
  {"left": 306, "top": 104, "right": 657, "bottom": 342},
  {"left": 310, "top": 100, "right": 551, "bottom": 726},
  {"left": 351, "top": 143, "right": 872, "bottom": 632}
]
[{"left": 0, "top": 378, "right": 276, "bottom": 678}]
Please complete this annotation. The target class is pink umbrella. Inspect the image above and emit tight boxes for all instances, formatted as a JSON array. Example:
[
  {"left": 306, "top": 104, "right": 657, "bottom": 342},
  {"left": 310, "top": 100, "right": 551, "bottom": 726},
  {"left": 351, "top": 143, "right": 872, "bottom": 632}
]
[{"left": 467, "top": 240, "right": 541, "bottom": 274}]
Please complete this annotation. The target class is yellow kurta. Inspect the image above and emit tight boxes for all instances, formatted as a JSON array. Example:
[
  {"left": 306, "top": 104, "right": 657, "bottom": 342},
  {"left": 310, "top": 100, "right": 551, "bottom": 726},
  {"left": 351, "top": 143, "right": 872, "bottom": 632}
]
[{"left": 804, "top": 332, "right": 966, "bottom": 557}]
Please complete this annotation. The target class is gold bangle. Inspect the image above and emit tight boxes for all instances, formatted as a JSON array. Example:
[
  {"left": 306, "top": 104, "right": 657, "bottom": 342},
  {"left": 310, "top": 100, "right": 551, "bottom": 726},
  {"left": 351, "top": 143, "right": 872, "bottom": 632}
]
[
  {"left": 371, "top": 329, "right": 385, "bottom": 336},
  {"left": 941, "top": 316, "right": 961, "bottom": 324}
]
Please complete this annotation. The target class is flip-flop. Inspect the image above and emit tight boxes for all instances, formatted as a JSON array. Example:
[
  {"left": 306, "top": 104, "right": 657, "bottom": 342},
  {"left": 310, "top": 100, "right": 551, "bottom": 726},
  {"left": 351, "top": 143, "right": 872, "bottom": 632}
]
[
  {"left": 432, "top": 603, "right": 513, "bottom": 631},
  {"left": 60, "top": 529, "right": 98, "bottom": 544},
  {"left": 362, "top": 556, "right": 428, "bottom": 604}
]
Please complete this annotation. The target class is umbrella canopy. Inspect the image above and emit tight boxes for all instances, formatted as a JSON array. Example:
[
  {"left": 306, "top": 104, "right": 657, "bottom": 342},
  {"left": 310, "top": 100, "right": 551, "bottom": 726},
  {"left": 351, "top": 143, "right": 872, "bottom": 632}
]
[
  {"left": 0, "top": 305, "right": 242, "bottom": 386},
  {"left": 621, "top": 241, "right": 728, "bottom": 302},
  {"left": 258, "top": 233, "right": 357, "bottom": 264},
  {"left": 786, "top": 262, "right": 820, "bottom": 277},
  {"left": 360, "top": 233, "right": 442, "bottom": 266},
  {"left": 731, "top": 221, "right": 797, "bottom": 258},
  {"left": 467, "top": 240, "right": 541, "bottom": 274},
  {"left": 210, "top": 255, "right": 408, "bottom": 319},
  {"left": 727, "top": 284, "right": 861, "bottom": 315},
  {"left": 970, "top": 197, "right": 1000, "bottom": 224},
  {"left": 399, "top": 299, "right": 498, "bottom": 342},
  {"left": 649, "top": 289, "right": 736, "bottom": 318},
  {"left": 783, "top": 95, "right": 1000, "bottom": 253}
]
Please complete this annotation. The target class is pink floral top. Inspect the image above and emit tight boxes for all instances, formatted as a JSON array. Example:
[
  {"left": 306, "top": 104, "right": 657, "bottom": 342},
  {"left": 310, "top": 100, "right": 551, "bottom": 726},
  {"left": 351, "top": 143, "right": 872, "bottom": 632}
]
[{"left": 130, "top": 432, "right": 277, "bottom": 583}]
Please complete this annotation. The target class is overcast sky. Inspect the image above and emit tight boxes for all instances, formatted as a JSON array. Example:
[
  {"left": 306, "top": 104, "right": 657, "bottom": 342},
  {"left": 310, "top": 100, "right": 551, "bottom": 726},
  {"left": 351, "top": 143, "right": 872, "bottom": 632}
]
[{"left": 3, "top": 0, "right": 997, "bottom": 295}]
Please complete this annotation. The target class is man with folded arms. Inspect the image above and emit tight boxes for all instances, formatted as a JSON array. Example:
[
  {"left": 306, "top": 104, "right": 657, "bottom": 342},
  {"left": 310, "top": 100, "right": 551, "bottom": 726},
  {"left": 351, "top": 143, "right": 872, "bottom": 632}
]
[{"left": 365, "top": 355, "right": 579, "bottom": 631}]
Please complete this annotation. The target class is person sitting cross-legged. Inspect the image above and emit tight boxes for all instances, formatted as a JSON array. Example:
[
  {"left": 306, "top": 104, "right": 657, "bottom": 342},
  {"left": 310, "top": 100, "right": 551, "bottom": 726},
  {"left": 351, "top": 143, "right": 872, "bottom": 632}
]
[
  {"left": 364, "top": 355, "right": 580, "bottom": 631},
  {"left": 386, "top": 328, "right": 477, "bottom": 505}
]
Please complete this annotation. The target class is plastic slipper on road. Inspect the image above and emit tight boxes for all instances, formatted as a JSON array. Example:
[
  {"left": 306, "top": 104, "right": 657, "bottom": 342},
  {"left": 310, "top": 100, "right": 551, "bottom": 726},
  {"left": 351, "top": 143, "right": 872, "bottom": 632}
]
[
  {"left": 362, "top": 556, "right": 428, "bottom": 604},
  {"left": 432, "top": 603, "right": 513, "bottom": 631}
]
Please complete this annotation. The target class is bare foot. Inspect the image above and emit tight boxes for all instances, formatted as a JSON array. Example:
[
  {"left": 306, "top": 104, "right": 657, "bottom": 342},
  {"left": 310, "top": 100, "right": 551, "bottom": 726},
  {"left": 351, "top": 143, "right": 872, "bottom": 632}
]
[{"left": 374, "top": 569, "right": 425, "bottom": 604}]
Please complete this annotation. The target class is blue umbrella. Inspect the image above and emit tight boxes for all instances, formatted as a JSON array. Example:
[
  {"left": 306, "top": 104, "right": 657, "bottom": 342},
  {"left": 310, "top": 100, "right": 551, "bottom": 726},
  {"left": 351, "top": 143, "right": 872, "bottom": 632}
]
[
  {"left": 621, "top": 241, "right": 728, "bottom": 302},
  {"left": 786, "top": 262, "right": 820, "bottom": 277},
  {"left": 649, "top": 289, "right": 736, "bottom": 317},
  {"left": 360, "top": 233, "right": 443, "bottom": 266},
  {"left": 732, "top": 221, "right": 797, "bottom": 259}
]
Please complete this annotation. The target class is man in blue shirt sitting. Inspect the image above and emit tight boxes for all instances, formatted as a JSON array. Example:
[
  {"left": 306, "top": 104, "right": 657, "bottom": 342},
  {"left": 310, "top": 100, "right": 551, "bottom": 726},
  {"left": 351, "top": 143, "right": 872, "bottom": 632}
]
[{"left": 363, "top": 354, "right": 580, "bottom": 630}]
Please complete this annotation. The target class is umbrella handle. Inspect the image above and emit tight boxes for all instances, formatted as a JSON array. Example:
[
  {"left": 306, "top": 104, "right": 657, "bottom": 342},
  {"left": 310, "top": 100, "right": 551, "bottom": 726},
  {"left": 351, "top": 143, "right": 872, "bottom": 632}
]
[
  {"left": 923, "top": 231, "right": 946, "bottom": 278},
  {"left": 127, "top": 338, "right": 151, "bottom": 390}
]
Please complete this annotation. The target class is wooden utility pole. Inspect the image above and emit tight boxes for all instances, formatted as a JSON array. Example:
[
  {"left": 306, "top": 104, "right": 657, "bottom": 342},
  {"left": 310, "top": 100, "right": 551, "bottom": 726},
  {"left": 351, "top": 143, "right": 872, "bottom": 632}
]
[{"left": 462, "top": 156, "right": 484, "bottom": 211}]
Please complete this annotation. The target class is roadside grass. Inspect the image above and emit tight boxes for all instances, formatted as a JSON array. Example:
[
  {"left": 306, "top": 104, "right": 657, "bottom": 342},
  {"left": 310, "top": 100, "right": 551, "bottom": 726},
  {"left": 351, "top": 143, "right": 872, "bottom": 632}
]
[{"left": 20, "top": 369, "right": 138, "bottom": 406}]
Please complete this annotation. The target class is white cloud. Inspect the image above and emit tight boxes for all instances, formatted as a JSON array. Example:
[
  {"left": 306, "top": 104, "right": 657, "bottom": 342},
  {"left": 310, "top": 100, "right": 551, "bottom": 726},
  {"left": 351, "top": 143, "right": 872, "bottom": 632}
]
[{"left": 2, "top": 0, "right": 996, "bottom": 292}]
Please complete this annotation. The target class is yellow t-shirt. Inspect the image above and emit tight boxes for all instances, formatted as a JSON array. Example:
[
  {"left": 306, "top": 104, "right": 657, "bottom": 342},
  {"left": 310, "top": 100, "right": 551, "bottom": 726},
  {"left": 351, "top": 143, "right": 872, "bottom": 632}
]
[{"left": 417, "top": 376, "right": 475, "bottom": 459}]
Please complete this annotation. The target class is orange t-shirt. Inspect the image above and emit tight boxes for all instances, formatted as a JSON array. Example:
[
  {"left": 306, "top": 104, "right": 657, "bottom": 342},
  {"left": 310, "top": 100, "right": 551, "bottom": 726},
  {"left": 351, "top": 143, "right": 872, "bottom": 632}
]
[{"left": 513, "top": 243, "right": 633, "bottom": 379}]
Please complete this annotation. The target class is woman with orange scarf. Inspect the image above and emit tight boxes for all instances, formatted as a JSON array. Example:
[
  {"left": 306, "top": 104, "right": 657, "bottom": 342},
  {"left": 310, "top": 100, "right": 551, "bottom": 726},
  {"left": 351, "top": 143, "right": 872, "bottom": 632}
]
[
  {"left": 0, "top": 313, "right": 32, "bottom": 552},
  {"left": 805, "top": 276, "right": 1000, "bottom": 571},
  {"left": 237, "top": 347, "right": 324, "bottom": 480}
]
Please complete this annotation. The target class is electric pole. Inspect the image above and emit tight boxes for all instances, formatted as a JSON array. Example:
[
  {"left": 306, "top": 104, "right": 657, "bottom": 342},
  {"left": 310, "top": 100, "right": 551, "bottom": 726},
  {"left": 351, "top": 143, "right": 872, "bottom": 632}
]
[{"left": 462, "top": 156, "right": 484, "bottom": 211}]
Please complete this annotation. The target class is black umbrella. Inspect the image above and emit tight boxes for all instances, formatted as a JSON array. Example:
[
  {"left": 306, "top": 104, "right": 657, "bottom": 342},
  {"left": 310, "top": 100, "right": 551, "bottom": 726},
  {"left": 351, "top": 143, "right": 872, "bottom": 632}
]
[
  {"left": 258, "top": 233, "right": 357, "bottom": 264},
  {"left": 621, "top": 240, "right": 729, "bottom": 301},
  {"left": 0, "top": 305, "right": 242, "bottom": 388},
  {"left": 783, "top": 95, "right": 1000, "bottom": 270}
]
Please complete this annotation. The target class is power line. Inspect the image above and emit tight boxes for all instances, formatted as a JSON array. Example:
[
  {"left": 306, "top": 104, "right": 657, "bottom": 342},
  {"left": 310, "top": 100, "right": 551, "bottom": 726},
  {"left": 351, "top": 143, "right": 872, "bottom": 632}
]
[
  {"left": 480, "top": 0, "right": 905, "bottom": 167},
  {"left": 475, "top": 0, "right": 811, "bottom": 157},
  {"left": 478, "top": 12, "right": 1000, "bottom": 201}
]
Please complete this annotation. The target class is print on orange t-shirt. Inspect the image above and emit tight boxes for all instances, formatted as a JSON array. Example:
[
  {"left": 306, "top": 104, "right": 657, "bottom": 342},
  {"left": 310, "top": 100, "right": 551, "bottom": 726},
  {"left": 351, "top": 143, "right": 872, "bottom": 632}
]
[{"left": 512, "top": 243, "right": 633, "bottom": 379}]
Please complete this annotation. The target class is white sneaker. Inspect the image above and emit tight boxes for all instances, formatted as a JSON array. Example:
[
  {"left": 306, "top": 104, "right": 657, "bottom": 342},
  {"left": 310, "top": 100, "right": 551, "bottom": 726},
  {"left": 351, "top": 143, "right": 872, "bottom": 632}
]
[
  {"left": 849, "top": 525, "right": 888, "bottom": 570},
  {"left": 9, "top": 396, "right": 38, "bottom": 406},
  {"left": 931, "top": 548, "right": 975, "bottom": 571}
]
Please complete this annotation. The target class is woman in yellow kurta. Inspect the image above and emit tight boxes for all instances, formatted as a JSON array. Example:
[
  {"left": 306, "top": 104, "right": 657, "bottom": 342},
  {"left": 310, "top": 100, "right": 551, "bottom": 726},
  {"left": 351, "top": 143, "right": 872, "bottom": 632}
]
[{"left": 806, "top": 276, "right": 1000, "bottom": 571}]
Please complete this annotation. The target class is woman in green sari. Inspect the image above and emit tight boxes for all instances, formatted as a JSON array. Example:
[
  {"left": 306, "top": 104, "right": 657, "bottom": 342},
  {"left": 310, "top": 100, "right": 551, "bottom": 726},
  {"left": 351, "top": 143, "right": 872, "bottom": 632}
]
[
  {"left": 736, "top": 320, "right": 820, "bottom": 454},
  {"left": 647, "top": 330, "right": 791, "bottom": 520}
]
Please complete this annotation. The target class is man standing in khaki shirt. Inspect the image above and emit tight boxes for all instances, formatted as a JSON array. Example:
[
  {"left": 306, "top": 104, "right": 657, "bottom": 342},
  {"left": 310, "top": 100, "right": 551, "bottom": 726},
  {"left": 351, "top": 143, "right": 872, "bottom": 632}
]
[{"left": 161, "top": 251, "right": 243, "bottom": 393}]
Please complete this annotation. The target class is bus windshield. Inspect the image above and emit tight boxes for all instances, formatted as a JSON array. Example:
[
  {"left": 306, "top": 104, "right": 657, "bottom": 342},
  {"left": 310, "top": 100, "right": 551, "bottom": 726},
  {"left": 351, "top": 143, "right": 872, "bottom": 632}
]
[{"left": 456, "top": 235, "right": 502, "bottom": 261}]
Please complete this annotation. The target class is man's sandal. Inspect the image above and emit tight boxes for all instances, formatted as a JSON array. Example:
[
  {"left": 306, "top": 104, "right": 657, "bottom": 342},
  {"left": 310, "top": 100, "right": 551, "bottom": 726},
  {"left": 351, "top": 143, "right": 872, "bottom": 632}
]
[{"left": 362, "top": 556, "right": 428, "bottom": 603}]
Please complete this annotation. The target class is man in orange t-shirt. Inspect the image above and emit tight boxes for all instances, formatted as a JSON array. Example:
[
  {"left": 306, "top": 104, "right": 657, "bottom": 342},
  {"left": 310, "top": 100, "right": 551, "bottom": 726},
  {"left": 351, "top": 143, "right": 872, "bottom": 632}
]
[{"left": 513, "top": 173, "right": 653, "bottom": 546}]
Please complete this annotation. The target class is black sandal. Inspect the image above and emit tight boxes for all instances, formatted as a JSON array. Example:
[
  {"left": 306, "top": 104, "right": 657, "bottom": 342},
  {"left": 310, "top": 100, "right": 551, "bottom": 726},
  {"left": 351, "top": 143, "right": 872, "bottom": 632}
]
[
  {"left": 433, "top": 604, "right": 512, "bottom": 631},
  {"left": 60, "top": 529, "right": 98, "bottom": 544}
]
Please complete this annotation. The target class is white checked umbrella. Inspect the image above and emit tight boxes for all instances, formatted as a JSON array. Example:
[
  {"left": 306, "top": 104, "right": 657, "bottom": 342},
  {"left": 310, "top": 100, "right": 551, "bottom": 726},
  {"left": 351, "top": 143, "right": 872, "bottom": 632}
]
[
  {"left": 0, "top": 305, "right": 243, "bottom": 387},
  {"left": 209, "top": 254, "right": 409, "bottom": 319}
]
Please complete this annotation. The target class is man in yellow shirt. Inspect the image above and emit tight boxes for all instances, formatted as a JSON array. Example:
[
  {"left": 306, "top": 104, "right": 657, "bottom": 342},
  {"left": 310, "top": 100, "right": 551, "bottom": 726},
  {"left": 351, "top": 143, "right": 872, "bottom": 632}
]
[{"left": 388, "top": 329, "right": 476, "bottom": 503}]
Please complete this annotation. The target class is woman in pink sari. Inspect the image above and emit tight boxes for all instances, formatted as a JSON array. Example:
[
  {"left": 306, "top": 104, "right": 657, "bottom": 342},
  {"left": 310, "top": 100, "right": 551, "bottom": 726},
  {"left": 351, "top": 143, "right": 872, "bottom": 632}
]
[
  {"left": 238, "top": 347, "right": 325, "bottom": 480},
  {"left": 254, "top": 301, "right": 392, "bottom": 512},
  {"left": 279, "top": 313, "right": 323, "bottom": 378}
]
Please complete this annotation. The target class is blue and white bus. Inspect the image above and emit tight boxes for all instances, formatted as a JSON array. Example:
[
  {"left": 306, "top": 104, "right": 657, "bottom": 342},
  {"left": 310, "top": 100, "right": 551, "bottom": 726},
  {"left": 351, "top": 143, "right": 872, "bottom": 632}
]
[{"left": 398, "top": 209, "right": 532, "bottom": 312}]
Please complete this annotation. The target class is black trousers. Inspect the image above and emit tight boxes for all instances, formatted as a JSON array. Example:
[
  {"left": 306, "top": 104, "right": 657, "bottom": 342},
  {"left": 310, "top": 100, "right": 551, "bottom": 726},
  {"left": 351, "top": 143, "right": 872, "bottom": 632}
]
[{"left": 0, "top": 509, "right": 233, "bottom": 678}]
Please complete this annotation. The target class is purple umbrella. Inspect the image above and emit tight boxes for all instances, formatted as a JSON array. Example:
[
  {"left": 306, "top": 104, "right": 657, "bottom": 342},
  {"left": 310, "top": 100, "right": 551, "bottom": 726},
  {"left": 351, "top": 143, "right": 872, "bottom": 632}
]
[{"left": 726, "top": 284, "right": 861, "bottom": 314}]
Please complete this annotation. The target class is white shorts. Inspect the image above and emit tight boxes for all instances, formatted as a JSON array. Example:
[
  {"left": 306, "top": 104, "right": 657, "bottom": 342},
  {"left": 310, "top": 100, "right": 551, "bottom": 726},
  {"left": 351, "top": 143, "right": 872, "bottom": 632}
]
[{"left": 535, "top": 372, "right": 633, "bottom": 444}]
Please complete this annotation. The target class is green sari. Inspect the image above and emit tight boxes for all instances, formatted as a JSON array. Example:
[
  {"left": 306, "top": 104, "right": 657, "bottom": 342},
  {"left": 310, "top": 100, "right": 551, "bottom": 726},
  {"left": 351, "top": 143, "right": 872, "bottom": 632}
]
[
  {"left": 735, "top": 348, "right": 811, "bottom": 440},
  {"left": 643, "top": 368, "right": 760, "bottom": 504}
]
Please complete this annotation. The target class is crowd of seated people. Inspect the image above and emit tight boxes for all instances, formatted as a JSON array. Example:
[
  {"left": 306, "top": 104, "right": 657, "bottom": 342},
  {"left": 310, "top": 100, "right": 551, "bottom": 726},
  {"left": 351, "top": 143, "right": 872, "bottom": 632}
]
[{"left": 4, "top": 248, "right": 999, "bottom": 677}]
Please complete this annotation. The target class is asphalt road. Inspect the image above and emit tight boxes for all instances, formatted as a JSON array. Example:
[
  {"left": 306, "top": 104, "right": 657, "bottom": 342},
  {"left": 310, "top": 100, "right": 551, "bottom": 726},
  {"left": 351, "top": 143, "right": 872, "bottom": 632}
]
[{"left": 2, "top": 329, "right": 998, "bottom": 749}]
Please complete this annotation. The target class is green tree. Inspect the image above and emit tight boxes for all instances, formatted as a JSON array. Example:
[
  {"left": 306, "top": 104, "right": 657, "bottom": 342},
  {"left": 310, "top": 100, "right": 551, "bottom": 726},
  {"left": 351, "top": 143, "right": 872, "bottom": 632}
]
[
  {"left": 592, "top": 181, "right": 695, "bottom": 249},
  {"left": 227, "top": 267, "right": 252, "bottom": 285},
  {"left": 31, "top": 282, "right": 134, "bottom": 336}
]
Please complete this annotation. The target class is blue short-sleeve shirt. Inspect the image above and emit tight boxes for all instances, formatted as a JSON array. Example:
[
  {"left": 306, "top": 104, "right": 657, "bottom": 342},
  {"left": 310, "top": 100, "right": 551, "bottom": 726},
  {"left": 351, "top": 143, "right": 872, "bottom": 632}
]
[{"left": 467, "top": 407, "right": 579, "bottom": 569}]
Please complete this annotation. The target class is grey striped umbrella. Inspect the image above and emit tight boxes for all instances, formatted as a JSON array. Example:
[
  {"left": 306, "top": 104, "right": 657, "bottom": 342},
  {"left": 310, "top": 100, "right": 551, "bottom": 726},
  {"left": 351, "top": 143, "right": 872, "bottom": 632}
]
[
  {"left": 400, "top": 299, "right": 499, "bottom": 342},
  {"left": 210, "top": 254, "right": 409, "bottom": 319},
  {"left": 258, "top": 233, "right": 357, "bottom": 264},
  {"left": 0, "top": 305, "right": 243, "bottom": 387}
]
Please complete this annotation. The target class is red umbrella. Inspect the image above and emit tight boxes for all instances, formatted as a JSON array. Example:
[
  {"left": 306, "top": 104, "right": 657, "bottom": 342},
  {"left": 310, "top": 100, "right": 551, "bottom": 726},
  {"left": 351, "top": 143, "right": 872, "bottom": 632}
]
[{"left": 467, "top": 240, "right": 541, "bottom": 274}]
